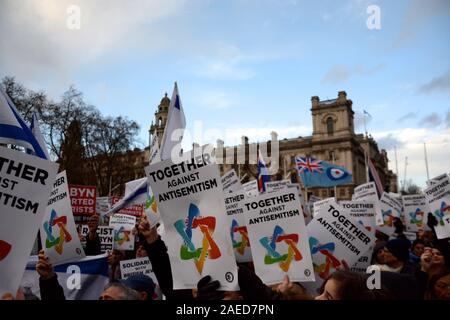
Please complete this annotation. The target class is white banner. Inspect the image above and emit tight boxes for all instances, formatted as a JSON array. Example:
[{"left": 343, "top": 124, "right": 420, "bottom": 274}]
[
  {"left": 225, "top": 191, "right": 252, "bottom": 263},
  {"left": 424, "top": 177, "right": 450, "bottom": 239},
  {"left": 221, "top": 169, "right": 243, "bottom": 194},
  {"left": 402, "top": 194, "right": 430, "bottom": 232},
  {"left": 243, "top": 190, "right": 314, "bottom": 285},
  {"left": 40, "top": 171, "right": 85, "bottom": 265},
  {"left": 145, "top": 148, "right": 238, "bottom": 290},
  {"left": 305, "top": 202, "right": 375, "bottom": 294},
  {"left": 0, "top": 147, "right": 58, "bottom": 296}
]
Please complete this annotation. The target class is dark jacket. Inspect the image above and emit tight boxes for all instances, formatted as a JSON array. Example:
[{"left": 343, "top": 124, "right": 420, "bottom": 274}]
[
  {"left": 39, "top": 274, "right": 66, "bottom": 300},
  {"left": 143, "top": 236, "right": 193, "bottom": 300}
]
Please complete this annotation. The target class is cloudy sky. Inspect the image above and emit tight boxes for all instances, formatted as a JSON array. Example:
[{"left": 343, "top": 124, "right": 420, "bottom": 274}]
[{"left": 1, "top": 0, "right": 449, "bottom": 188}]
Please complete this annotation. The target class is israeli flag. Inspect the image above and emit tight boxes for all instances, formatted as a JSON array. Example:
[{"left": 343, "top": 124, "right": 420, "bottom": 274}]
[
  {"left": 0, "top": 89, "right": 47, "bottom": 159},
  {"left": 159, "top": 82, "right": 186, "bottom": 161},
  {"left": 27, "top": 112, "right": 50, "bottom": 159},
  {"left": 21, "top": 254, "right": 109, "bottom": 300}
]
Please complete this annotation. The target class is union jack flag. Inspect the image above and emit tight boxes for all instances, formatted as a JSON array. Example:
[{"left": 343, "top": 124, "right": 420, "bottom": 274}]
[{"left": 296, "top": 157, "right": 323, "bottom": 173}]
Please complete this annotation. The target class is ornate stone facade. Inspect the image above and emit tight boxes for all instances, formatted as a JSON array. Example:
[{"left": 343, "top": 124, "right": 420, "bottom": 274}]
[{"left": 145, "top": 90, "right": 397, "bottom": 200}]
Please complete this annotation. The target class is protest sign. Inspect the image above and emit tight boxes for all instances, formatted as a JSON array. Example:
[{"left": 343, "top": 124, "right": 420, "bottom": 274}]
[
  {"left": 225, "top": 191, "right": 252, "bottom": 263},
  {"left": 221, "top": 169, "right": 243, "bottom": 194},
  {"left": 340, "top": 201, "right": 377, "bottom": 232},
  {"left": 145, "top": 148, "right": 239, "bottom": 290},
  {"left": 79, "top": 225, "right": 114, "bottom": 252},
  {"left": 350, "top": 252, "right": 372, "bottom": 273},
  {"left": 377, "top": 192, "right": 403, "bottom": 236},
  {"left": 424, "top": 177, "right": 450, "bottom": 239},
  {"left": 340, "top": 200, "right": 377, "bottom": 273},
  {"left": 96, "top": 196, "right": 111, "bottom": 224},
  {"left": 243, "top": 190, "right": 315, "bottom": 285},
  {"left": 144, "top": 184, "right": 161, "bottom": 227},
  {"left": 313, "top": 198, "right": 337, "bottom": 217},
  {"left": 426, "top": 173, "right": 449, "bottom": 187},
  {"left": 402, "top": 195, "right": 430, "bottom": 232},
  {"left": 40, "top": 171, "right": 85, "bottom": 265},
  {"left": 109, "top": 214, "right": 136, "bottom": 250},
  {"left": 305, "top": 202, "right": 375, "bottom": 294},
  {"left": 265, "top": 180, "right": 291, "bottom": 193},
  {"left": 120, "top": 257, "right": 156, "bottom": 281},
  {"left": 243, "top": 180, "right": 259, "bottom": 197},
  {"left": 69, "top": 185, "right": 96, "bottom": 224},
  {"left": 353, "top": 182, "right": 384, "bottom": 225},
  {"left": 0, "top": 147, "right": 58, "bottom": 296}
]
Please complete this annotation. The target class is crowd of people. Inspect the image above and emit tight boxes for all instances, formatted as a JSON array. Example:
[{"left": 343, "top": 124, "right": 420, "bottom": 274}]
[{"left": 3, "top": 209, "right": 449, "bottom": 301}]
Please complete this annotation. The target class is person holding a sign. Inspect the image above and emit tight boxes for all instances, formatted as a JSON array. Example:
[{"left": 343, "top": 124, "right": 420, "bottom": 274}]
[{"left": 137, "top": 215, "right": 193, "bottom": 300}]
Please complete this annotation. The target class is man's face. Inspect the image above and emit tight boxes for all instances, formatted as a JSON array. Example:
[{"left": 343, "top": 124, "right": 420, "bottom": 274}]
[
  {"left": 380, "top": 247, "right": 399, "bottom": 266},
  {"left": 435, "top": 275, "right": 450, "bottom": 300},
  {"left": 413, "top": 243, "right": 425, "bottom": 257},
  {"left": 99, "top": 287, "right": 125, "bottom": 300},
  {"left": 136, "top": 245, "right": 147, "bottom": 258}
]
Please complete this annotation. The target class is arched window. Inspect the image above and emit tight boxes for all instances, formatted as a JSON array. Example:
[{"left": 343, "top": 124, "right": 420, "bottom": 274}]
[{"left": 327, "top": 117, "right": 334, "bottom": 136}]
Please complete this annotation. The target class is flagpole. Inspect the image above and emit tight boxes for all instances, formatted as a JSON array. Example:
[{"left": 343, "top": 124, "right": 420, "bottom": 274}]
[
  {"left": 424, "top": 142, "right": 430, "bottom": 181},
  {"left": 402, "top": 156, "right": 408, "bottom": 192},
  {"left": 394, "top": 145, "right": 399, "bottom": 191},
  {"left": 332, "top": 151, "right": 337, "bottom": 199},
  {"left": 364, "top": 149, "right": 369, "bottom": 183}
]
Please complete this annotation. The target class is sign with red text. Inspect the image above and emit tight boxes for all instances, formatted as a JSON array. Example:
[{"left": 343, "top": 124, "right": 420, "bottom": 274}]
[{"left": 69, "top": 185, "right": 96, "bottom": 223}]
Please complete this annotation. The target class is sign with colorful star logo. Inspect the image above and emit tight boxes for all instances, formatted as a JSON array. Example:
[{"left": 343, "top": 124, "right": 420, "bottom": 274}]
[
  {"left": 145, "top": 148, "right": 238, "bottom": 290},
  {"left": 424, "top": 176, "right": 450, "bottom": 239},
  {"left": 244, "top": 189, "right": 315, "bottom": 285},
  {"left": 40, "top": 171, "right": 85, "bottom": 265}
]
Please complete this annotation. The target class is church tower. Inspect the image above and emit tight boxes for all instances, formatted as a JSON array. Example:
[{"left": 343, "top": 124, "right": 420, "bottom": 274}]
[
  {"left": 311, "top": 91, "right": 355, "bottom": 141},
  {"left": 149, "top": 93, "right": 170, "bottom": 146}
]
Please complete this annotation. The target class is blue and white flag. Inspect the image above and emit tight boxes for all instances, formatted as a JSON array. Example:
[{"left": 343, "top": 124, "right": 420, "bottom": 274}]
[
  {"left": 159, "top": 82, "right": 186, "bottom": 161},
  {"left": 27, "top": 112, "right": 50, "bottom": 159},
  {"left": 257, "top": 149, "right": 270, "bottom": 193},
  {"left": 296, "top": 157, "right": 352, "bottom": 188},
  {"left": 0, "top": 89, "right": 47, "bottom": 159},
  {"left": 107, "top": 178, "right": 147, "bottom": 215},
  {"left": 21, "top": 254, "right": 109, "bottom": 300}
]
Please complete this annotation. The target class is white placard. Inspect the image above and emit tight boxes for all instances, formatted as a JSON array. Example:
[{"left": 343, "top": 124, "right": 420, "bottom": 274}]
[
  {"left": 0, "top": 147, "right": 58, "bottom": 296},
  {"left": 243, "top": 180, "right": 259, "bottom": 197},
  {"left": 225, "top": 191, "right": 252, "bottom": 263},
  {"left": 221, "top": 169, "right": 243, "bottom": 194},
  {"left": 244, "top": 190, "right": 314, "bottom": 285},
  {"left": 145, "top": 148, "right": 238, "bottom": 290},
  {"left": 402, "top": 194, "right": 430, "bottom": 232},
  {"left": 424, "top": 177, "right": 450, "bottom": 239},
  {"left": 40, "top": 171, "right": 85, "bottom": 265},
  {"left": 109, "top": 214, "right": 136, "bottom": 250},
  {"left": 305, "top": 202, "right": 375, "bottom": 294}
]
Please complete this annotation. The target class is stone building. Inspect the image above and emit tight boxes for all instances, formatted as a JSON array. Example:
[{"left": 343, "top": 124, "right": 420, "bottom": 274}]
[{"left": 147, "top": 90, "right": 397, "bottom": 200}]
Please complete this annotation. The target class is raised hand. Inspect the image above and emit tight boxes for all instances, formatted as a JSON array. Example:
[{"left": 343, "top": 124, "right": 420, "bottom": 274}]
[{"left": 36, "top": 249, "right": 55, "bottom": 280}]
